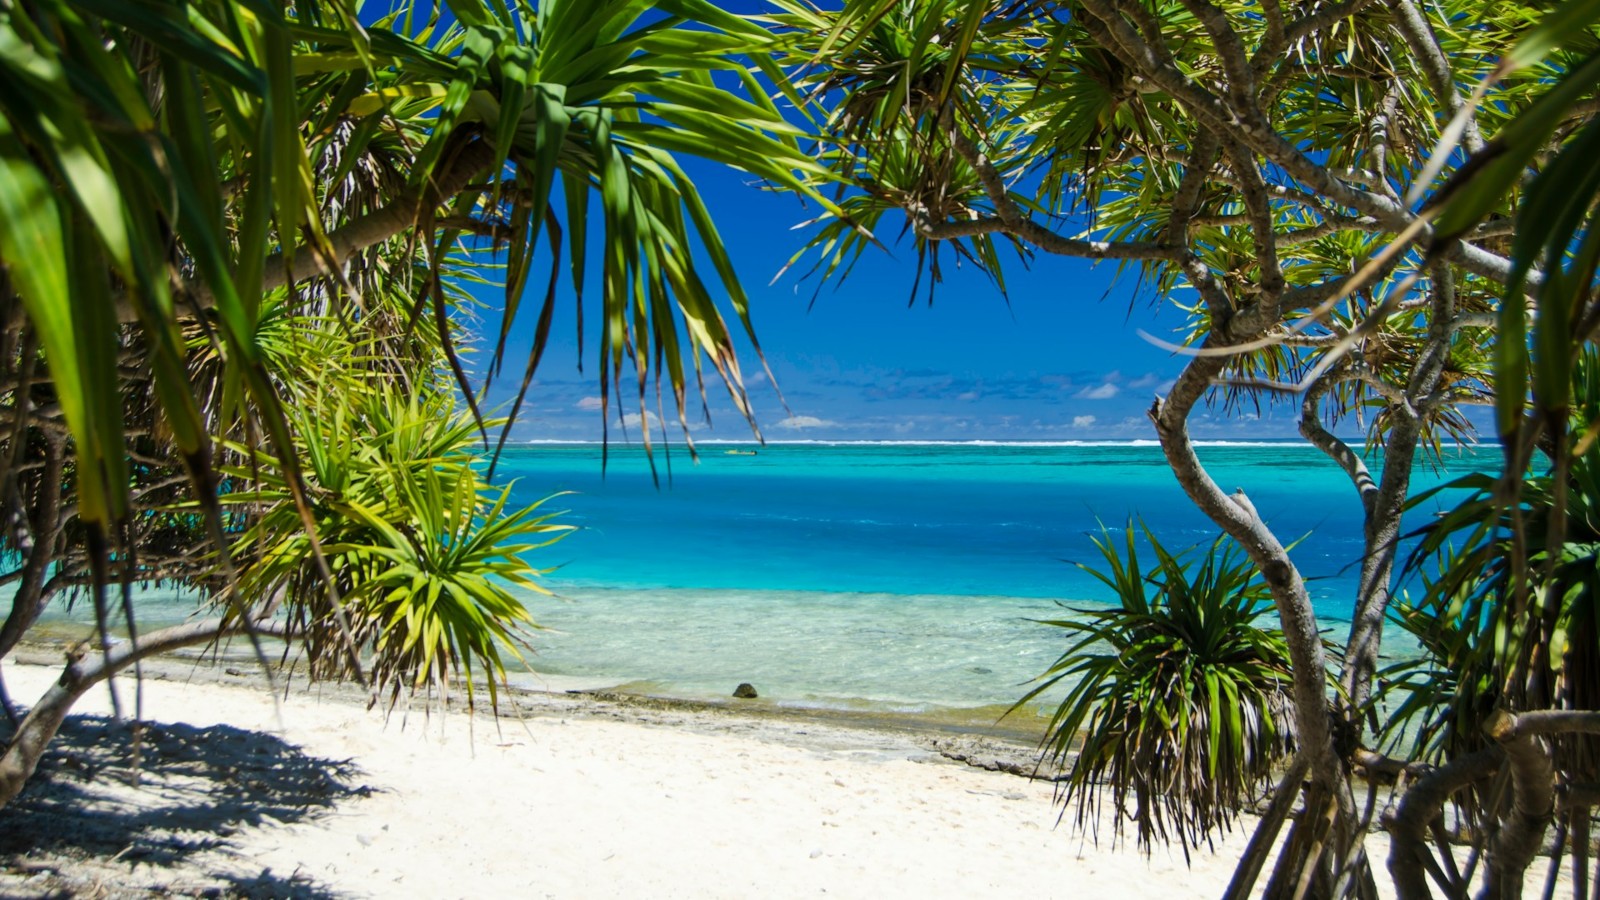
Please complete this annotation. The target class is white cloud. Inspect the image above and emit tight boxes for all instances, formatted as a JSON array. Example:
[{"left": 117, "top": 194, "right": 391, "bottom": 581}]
[
  {"left": 1072, "top": 415, "right": 1097, "bottom": 429},
  {"left": 1076, "top": 383, "right": 1120, "bottom": 400},
  {"left": 575, "top": 396, "right": 605, "bottom": 411},
  {"left": 1129, "top": 372, "right": 1161, "bottom": 390},
  {"left": 775, "top": 415, "right": 836, "bottom": 430},
  {"left": 619, "top": 410, "right": 661, "bottom": 430},
  {"left": 956, "top": 391, "right": 980, "bottom": 402}
]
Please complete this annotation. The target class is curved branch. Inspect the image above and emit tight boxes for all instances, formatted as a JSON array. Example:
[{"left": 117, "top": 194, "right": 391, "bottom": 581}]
[
  {"left": 1300, "top": 378, "right": 1378, "bottom": 518},
  {"left": 1386, "top": 746, "right": 1503, "bottom": 900},
  {"left": 1492, "top": 709, "right": 1600, "bottom": 738},
  {"left": 1148, "top": 338, "right": 1341, "bottom": 789},
  {"left": 1177, "top": 0, "right": 1257, "bottom": 108},
  {"left": 1482, "top": 708, "right": 1557, "bottom": 899},
  {"left": 1080, "top": 0, "right": 1408, "bottom": 227},
  {"left": 936, "top": 125, "right": 1181, "bottom": 261},
  {"left": 1165, "top": 134, "right": 1222, "bottom": 245},
  {"left": 1224, "top": 140, "right": 1286, "bottom": 297},
  {"left": 1452, "top": 312, "right": 1497, "bottom": 331},
  {"left": 1222, "top": 753, "right": 1313, "bottom": 900},
  {"left": 0, "top": 617, "right": 291, "bottom": 808},
  {"left": 0, "top": 436, "right": 65, "bottom": 662},
  {"left": 1282, "top": 0, "right": 1382, "bottom": 50},
  {"left": 916, "top": 212, "right": 1178, "bottom": 259},
  {"left": 1277, "top": 215, "right": 1383, "bottom": 248}
]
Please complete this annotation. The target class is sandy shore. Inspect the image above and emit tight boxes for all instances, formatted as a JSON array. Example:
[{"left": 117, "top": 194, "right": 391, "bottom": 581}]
[{"left": 0, "top": 651, "right": 1555, "bottom": 899}]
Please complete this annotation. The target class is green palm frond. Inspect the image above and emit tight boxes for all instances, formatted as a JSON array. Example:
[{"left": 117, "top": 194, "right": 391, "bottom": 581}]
[
  {"left": 221, "top": 385, "right": 571, "bottom": 712},
  {"left": 1016, "top": 521, "right": 1299, "bottom": 858}
]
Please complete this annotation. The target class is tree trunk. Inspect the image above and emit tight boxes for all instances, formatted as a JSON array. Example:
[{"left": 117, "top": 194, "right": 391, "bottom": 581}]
[
  {"left": 1339, "top": 416, "right": 1420, "bottom": 715},
  {"left": 0, "top": 435, "right": 65, "bottom": 662},
  {"left": 1481, "top": 710, "right": 1558, "bottom": 899},
  {"left": 1150, "top": 330, "right": 1370, "bottom": 896},
  {"left": 1224, "top": 755, "right": 1312, "bottom": 900}
]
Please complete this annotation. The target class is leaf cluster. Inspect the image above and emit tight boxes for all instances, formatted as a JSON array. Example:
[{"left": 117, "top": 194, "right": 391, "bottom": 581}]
[
  {"left": 221, "top": 384, "right": 571, "bottom": 713},
  {"left": 1019, "top": 522, "right": 1298, "bottom": 859}
]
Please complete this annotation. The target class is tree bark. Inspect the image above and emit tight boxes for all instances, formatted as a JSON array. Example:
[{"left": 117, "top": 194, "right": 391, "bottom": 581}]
[
  {"left": 1481, "top": 710, "right": 1559, "bottom": 900},
  {"left": 1338, "top": 413, "right": 1420, "bottom": 714},
  {"left": 1150, "top": 345, "right": 1341, "bottom": 789},
  {"left": 1224, "top": 754, "right": 1312, "bottom": 900},
  {"left": 1149, "top": 324, "right": 1369, "bottom": 896}
]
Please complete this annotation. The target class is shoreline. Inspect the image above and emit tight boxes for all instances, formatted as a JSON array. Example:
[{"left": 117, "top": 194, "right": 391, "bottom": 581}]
[
  {"left": 8, "top": 635, "right": 1057, "bottom": 747},
  {"left": 26, "top": 589, "right": 1413, "bottom": 733}
]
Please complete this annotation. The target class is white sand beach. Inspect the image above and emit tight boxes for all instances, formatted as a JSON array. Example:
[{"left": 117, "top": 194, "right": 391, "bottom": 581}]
[
  {"left": 0, "top": 654, "right": 1559, "bottom": 899},
  {"left": 0, "top": 654, "right": 1275, "bottom": 898}
]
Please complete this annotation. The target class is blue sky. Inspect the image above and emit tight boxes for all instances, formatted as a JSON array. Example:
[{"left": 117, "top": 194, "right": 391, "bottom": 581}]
[
  {"left": 466, "top": 151, "right": 1320, "bottom": 444},
  {"left": 452, "top": 2, "right": 1325, "bottom": 444}
]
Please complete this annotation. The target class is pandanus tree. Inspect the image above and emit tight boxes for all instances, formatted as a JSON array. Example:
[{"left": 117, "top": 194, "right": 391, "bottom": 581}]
[
  {"left": 756, "top": 0, "right": 1600, "bottom": 896},
  {"left": 1017, "top": 524, "right": 1299, "bottom": 860},
  {"left": 0, "top": 0, "right": 837, "bottom": 809},
  {"left": 11, "top": 0, "right": 1600, "bottom": 895}
]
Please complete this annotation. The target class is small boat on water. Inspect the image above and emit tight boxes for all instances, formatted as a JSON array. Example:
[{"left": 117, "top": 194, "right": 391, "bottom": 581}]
[{"left": 723, "top": 449, "right": 758, "bottom": 456}]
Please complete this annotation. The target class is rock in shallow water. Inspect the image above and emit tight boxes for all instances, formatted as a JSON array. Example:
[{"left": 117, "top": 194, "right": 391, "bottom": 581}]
[{"left": 732, "top": 683, "right": 758, "bottom": 699}]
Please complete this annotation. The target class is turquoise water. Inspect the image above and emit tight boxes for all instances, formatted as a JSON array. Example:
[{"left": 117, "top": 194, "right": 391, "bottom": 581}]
[
  {"left": 495, "top": 441, "right": 1497, "bottom": 716},
  {"left": 32, "top": 441, "right": 1496, "bottom": 720}
]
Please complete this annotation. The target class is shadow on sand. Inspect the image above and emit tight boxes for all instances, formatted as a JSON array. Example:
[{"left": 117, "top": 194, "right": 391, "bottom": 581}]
[{"left": 0, "top": 711, "right": 371, "bottom": 898}]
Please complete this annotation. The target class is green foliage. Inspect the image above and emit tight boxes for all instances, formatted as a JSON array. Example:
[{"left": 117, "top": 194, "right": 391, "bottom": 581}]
[
  {"left": 1385, "top": 350, "right": 1600, "bottom": 780},
  {"left": 763, "top": 0, "right": 1532, "bottom": 444},
  {"left": 1018, "top": 522, "right": 1296, "bottom": 858},
  {"left": 0, "top": 0, "right": 839, "bottom": 635},
  {"left": 222, "top": 385, "right": 571, "bottom": 713},
  {"left": 1379, "top": 551, "right": 1501, "bottom": 770},
  {"left": 762, "top": 0, "right": 1045, "bottom": 299},
  {"left": 0, "top": 0, "right": 876, "bottom": 734}
]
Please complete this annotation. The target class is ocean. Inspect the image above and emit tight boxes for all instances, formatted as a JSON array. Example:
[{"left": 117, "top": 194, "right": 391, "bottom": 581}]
[
  {"left": 28, "top": 440, "right": 1498, "bottom": 726},
  {"left": 492, "top": 440, "right": 1498, "bottom": 721}
]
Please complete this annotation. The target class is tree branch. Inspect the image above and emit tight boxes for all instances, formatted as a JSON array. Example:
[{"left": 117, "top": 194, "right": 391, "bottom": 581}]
[
  {"left": 1166, "top": 134, "right": 1222, "bottom": 246},
  {"left": 0, "top": 617, "right": 290, "bottom": 808},
  {"left": 1224, "top": 140, "right": 1286, "bottom": 297},
  {"left": 1149, "top": 333, "right": 1342, "bottom": 792},
  {"left": 1282, "top": 0, "right": 1381, "bottom": 50},
  {"left": 935, "top": 125, "right": 1181, "bottom": 261},
  {"left": 1388, "top": 0, "right": 1486, "bottom": 154},
  {"left": 1300, "top": 378, "right": 1379, "bottom": 518},
  {"left": 0, "top": 437, "right": 64, "bottom": 662},
  {"left": 1177, "top": 0, "right": 1257, "bottom": 109},
  {"left": 1386, "top": 746, "right": 1503, "bottom": 900},
  {"left": 115, "top": 139, "right": 500, "bottom": 323},
  {"left": 1482, "top": 708, "right": 1557, "bottom": 899},
  {"left": 1081, "top": 0, "right": 1408, "bottom": 227}
]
